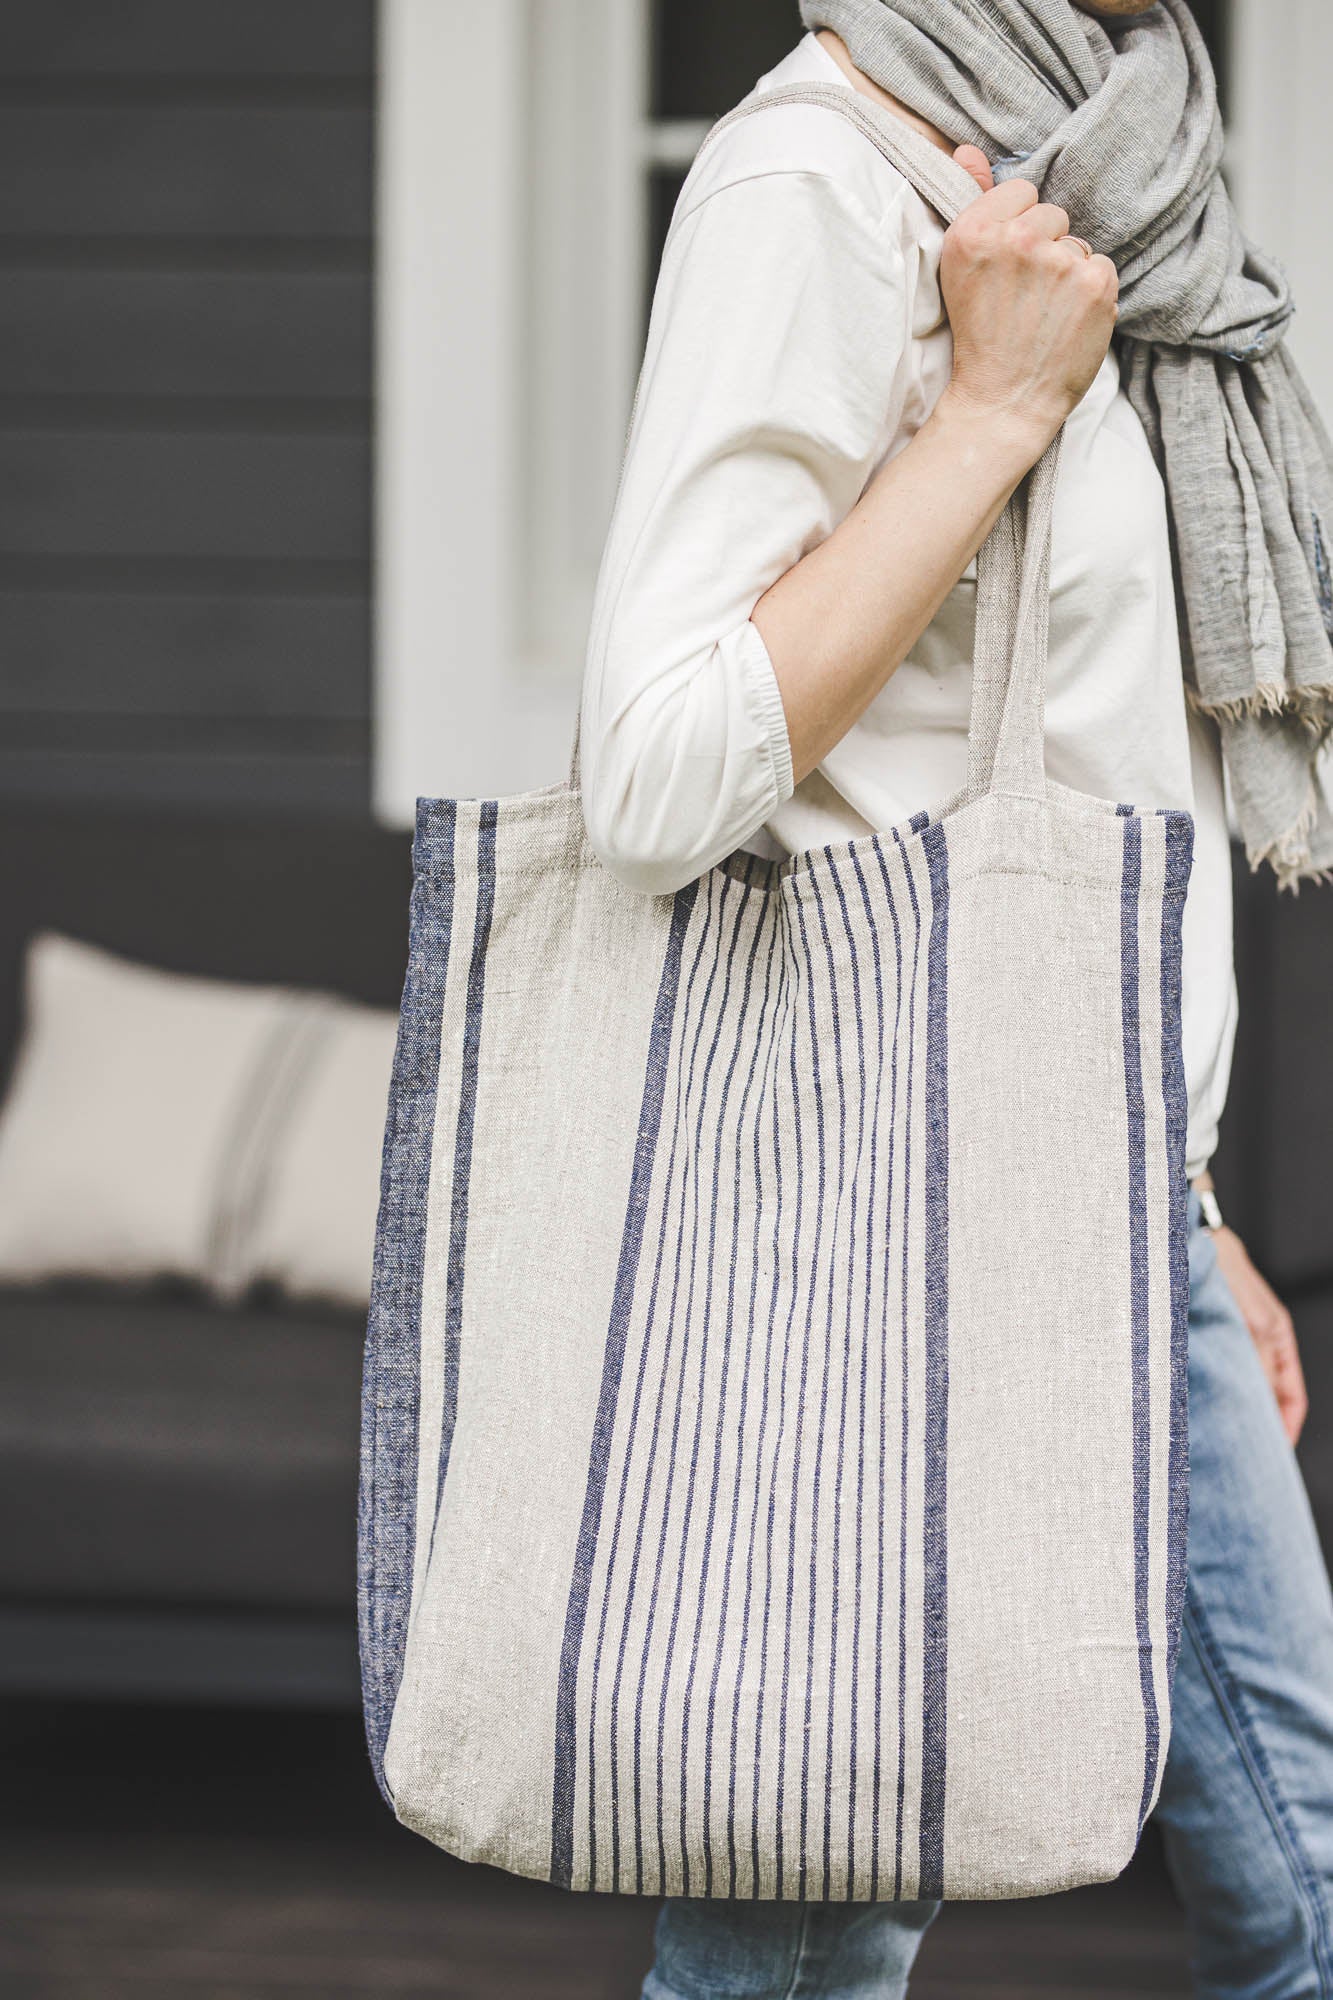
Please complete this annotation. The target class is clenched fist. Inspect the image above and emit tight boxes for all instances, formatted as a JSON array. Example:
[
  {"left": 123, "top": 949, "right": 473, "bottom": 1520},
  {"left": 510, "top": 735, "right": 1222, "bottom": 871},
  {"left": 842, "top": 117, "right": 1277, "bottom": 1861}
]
[{"left": 939, "top": 145, "right": 1120, "bottom": 448}]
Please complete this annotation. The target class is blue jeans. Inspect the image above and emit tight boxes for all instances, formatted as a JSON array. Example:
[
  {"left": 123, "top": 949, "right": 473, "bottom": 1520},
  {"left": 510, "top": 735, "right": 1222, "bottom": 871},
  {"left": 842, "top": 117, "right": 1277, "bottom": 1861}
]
[{"left": 642, "top": 1193, "right": 1333, "bottom": 1999}]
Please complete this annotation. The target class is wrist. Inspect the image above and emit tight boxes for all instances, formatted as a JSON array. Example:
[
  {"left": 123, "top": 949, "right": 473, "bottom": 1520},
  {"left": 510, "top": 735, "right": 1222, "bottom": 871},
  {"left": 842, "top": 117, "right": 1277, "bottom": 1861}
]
[{"left": 932, "top": 379, "right": 1059, "bottom": 472}]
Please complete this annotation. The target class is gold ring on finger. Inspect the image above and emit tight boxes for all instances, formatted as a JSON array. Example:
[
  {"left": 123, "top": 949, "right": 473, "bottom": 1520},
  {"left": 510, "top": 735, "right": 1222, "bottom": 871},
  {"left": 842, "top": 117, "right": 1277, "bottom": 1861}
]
[{"left": 1065, "top": 235, "right": 1094, "bottom": 258}]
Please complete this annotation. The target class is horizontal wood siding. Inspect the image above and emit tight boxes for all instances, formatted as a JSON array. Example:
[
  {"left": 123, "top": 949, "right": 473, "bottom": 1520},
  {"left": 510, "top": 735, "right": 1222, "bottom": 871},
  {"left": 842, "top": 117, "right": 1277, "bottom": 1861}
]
[
  {"left": 0, "top": 273, "right": 368, "bottom": 397},
  {"left": 0, "top": 3, "right": 373, "bottom": 77},
  {"left": 1, "top": 0, "right": 373, "bottom": 813}
]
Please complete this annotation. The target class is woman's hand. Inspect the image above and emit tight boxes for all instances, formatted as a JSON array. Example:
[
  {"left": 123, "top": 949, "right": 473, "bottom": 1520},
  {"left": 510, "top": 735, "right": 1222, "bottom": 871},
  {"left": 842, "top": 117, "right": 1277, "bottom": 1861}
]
[
  {"left": 937, "top": 148, "right": 1120, "bottom": 450},
  {"left": 1212, "top": 1225, "right": 1310, "bottom": 1446},
  {"left": 750, "top": 139, "right": 1118, "bottom": 792}
]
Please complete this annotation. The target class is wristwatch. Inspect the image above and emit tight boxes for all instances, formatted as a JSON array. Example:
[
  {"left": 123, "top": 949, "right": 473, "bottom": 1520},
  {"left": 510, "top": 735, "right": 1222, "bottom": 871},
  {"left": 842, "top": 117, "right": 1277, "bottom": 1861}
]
[{"left": 1196, "top": 1186, "right": 1225, "bottom": 1232}]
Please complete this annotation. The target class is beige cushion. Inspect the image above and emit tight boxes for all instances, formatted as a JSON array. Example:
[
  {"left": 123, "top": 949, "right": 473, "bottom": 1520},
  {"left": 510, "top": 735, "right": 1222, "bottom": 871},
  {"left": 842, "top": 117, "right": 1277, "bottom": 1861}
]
[
  {"left": 0, "top": 932, "right": 393, "bottom": 1308},
  {"left": 247, "top": 1000, "right": 396, "bottom": 1309}
]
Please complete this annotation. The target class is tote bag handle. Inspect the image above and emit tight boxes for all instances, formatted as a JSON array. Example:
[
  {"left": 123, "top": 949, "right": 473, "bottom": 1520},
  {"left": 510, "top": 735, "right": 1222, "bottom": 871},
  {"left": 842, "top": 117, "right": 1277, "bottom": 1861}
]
[{"left": 568, "top": 79, "right": 1065, "bottom": 810}]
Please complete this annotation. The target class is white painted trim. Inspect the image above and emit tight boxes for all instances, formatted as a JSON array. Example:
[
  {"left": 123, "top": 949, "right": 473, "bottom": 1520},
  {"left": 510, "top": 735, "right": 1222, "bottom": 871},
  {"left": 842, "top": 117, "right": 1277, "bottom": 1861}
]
[
  {"left": 372, "top": 0, "right": 521, "bottom": 822},
  {"left": 518, "top": 3, "right": 651, "bottom": 690},
  {"left": 1224, "top": 0, "right": 1333, "bottom": 812},
  {"left": 373, "top": 0, "right": 650, "bottom": 825},
  {"left": 1226, "top": 0, "right": 1333, "bottom": 420},
  {"left": 642, "top": 119, "right": 711, "bottom": 167}
]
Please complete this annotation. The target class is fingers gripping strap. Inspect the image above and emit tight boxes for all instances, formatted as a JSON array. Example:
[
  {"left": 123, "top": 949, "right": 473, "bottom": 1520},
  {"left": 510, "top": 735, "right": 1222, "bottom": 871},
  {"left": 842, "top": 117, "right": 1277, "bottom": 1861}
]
[{"left": 570, "top": 78, "right": 1065, "bottom": 802}]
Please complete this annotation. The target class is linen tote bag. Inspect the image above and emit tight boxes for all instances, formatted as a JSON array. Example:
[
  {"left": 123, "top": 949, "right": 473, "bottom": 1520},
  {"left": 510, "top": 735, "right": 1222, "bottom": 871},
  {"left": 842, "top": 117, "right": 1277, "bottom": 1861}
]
[{"left": 358, "top": 81, "right": 1192, "bottom": 1904}]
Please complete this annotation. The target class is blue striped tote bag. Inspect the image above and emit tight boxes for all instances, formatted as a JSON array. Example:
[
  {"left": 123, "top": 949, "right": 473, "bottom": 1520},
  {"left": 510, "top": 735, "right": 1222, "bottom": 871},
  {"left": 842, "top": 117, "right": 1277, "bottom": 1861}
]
[{"left": 357, "top": 82, "right": 1192, "bottom": 1903}]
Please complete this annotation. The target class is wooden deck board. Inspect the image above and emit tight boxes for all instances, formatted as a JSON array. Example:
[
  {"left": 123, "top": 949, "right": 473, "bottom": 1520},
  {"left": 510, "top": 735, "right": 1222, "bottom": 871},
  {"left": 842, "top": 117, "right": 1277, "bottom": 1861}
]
[{"left": 0, "top": 1700, "right": 1191, "bottom": 1996}]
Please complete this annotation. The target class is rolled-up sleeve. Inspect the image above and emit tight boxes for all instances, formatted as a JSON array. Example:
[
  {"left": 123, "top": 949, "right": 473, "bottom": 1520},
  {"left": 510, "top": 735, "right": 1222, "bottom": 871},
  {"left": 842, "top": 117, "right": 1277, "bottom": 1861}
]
[{"left": 579, "top": 164, "right": 910, "bottom": 896}]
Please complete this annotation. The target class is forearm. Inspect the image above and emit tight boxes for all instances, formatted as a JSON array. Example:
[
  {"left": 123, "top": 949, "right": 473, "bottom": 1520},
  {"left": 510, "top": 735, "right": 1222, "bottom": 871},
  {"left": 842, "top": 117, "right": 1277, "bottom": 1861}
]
[{"left": 752, "top": 386, "right": 1051, "bottom": 786}]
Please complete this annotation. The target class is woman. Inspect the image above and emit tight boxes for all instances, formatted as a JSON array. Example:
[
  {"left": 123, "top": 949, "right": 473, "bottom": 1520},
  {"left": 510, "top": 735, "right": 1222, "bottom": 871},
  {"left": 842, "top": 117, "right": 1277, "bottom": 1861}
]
[{"left": 578, "top": 3, "right": 1333, "bottom": 1995}]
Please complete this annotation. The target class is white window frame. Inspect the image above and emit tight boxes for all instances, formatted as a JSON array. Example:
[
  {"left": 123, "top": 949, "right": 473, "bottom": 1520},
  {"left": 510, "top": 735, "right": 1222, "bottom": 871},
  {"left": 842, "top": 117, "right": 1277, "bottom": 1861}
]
[
  {"left": 374, "top": 0, "right": 709, "bottom": 823},
  {"left": 1227, "top": 0, "right": 1333, "bottom": 807},
  {"left": 1226, "top": 0, "right": 1333, "bottom": 419}
]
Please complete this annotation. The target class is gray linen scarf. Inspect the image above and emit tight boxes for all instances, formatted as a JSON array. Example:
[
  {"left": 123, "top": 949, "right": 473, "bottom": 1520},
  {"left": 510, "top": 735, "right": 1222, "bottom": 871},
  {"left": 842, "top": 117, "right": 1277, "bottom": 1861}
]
[{"left": 799, "top": 0, "right": 1333, "bottom": 885}]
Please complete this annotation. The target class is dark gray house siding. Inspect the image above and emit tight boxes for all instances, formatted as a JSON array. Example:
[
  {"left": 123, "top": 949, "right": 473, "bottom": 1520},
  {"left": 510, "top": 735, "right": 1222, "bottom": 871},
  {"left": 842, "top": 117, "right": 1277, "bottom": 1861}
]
[{"left": 0, "top": 0, "right": 373, "bottom": 813}]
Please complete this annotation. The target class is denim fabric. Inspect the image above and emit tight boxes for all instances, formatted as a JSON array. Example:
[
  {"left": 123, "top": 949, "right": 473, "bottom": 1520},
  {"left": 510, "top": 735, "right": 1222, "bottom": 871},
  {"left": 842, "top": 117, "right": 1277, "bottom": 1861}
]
[
  {"left": 1154, "top": 1206, "right": 1333, "bottom": 1995},
  {"left": 642, "top": 1897, "right": 939, "bottom": 2000},
  {"left": 642, "top": 1192, "right": 1333, "bottom": 1999}
]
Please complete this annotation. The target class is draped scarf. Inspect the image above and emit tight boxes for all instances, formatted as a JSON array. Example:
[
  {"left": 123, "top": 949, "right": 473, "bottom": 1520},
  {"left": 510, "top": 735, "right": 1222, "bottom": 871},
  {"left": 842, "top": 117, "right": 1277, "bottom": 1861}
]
[{"left": 799, "top": 0, "right": 1333, "bottom": 884}]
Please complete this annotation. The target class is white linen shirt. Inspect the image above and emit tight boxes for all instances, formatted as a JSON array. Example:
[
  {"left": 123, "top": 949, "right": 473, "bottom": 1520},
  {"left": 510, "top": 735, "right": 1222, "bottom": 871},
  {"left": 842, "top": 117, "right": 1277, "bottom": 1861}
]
[{"left": 578, "top": 30, "right": 1237, "bottom": 1176}]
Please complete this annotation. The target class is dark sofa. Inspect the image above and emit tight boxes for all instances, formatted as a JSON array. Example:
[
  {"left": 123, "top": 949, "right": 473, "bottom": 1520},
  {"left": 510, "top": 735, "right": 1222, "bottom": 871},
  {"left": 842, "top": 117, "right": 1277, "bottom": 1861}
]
[
  {"left": 0, "top": 805, "right": 411, "bottom": 1706},
  {"left": 0, "top": 805, "right": 1327, "bottom": 1710}
]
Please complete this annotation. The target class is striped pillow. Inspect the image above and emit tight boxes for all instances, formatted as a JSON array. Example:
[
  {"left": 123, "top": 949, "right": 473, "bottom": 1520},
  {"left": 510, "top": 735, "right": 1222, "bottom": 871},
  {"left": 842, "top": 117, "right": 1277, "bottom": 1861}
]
[{"left": 0, "top": 932, "right": 393, "bottom": 1308}]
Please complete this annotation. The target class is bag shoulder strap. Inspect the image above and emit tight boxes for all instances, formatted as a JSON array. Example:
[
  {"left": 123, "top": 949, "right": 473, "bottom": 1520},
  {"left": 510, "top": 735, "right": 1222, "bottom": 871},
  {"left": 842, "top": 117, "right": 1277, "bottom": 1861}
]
[{"left": 571, "top": 78, "right": 1064, "bottom": 804}]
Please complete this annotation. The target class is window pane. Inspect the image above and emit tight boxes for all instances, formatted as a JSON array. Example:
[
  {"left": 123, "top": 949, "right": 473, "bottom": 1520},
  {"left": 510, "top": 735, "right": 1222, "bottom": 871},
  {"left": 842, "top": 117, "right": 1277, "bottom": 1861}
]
[
  {"left": 652, "top": 0, "right": 800, "bottom": 120},
  {"left": 644, "top": 166, "right": 687, "bottom": 335}
]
